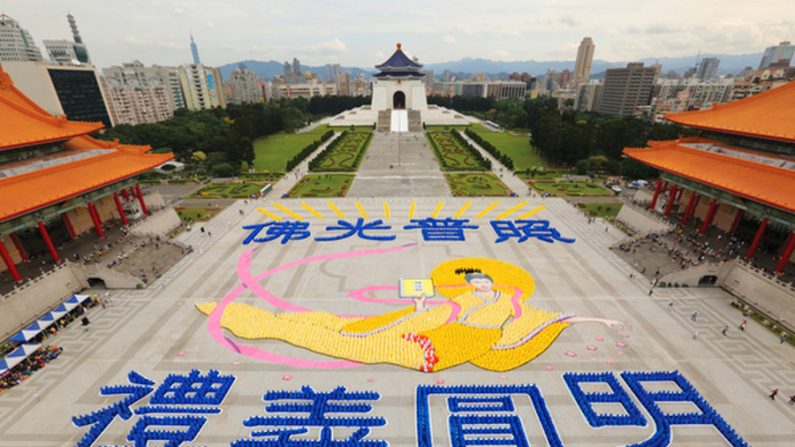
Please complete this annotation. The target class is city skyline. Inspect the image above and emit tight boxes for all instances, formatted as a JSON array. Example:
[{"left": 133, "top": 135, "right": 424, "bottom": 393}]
[{"left": 2, "top": 0, "right": 793, "bottom": 68}]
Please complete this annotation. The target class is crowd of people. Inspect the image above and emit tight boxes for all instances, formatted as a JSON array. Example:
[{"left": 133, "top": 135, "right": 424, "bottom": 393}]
[
  {"left": 0, "top": 293, "right": 105, "bottom": 394},
  {"left": 0, "top": 346, "right": 62, "bottom": 394}
]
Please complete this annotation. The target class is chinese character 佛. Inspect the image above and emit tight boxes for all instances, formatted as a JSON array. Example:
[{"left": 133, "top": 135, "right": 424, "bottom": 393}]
[{"left": 242, "top": 221, "right": 311, "bottom": 245}]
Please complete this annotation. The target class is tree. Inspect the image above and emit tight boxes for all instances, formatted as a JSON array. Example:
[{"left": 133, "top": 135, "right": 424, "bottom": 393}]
[
  {"left": 575, "top": 159, "right": 591, "bottom": 175},
  {"left": 211, "top": 162, "right": 236, "bottom": 177}
]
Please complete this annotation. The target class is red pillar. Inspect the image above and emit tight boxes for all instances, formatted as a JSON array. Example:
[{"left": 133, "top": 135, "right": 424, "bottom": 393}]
[
  {"left": 649, "top": 179, "right": 662, "bottom": 210},
  {"left": 676, "top": 187, "right": 683, "bottom": 202},
  {"left": 681, "top": 191, "right": 698, "bottom": 225},
  {"left": 87, "top": 202, "right": 105, "bottom": 239},
  {"left": 9, "top": 233, "right": 28, "bottom": 262},
  {"left": 62, "top": 213, "right": 77, "bottom": 239},
  {"left": 745, "top": 218, "right": 768, "bottom": 259},
  {"left": 0, "top": 238, "right": 22, "bottom": 283},
  {"left": 113, "top": 192, "right": 128, "bottom": 225},
  {"left": 729, "top": 209, "right": 743, "bottom": 234},
  {"left": 699, "top": 199, "right": 718, "bottom": 235},
  {"left": 664, "top": 185, "right": 679, "bottom": 218},
  {"left": 135, "top": 183, "right": 149, "bottom": 216},
  {"left": 120, "top": 188, "right": 129, "bottom": 202},
  {"left": 37, "top": 221, "right": 61, "bottom": 264},
  {"left": 775, "top": 232, "right": 795, "bottom": 273}
]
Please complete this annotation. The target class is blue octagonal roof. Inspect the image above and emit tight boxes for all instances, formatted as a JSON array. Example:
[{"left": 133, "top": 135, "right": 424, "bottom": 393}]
[{"left": 375, "top": 43, "right": 423, "bottom": 70}]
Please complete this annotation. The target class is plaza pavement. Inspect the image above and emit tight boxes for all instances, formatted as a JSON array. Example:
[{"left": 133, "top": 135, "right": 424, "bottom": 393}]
[
  {"left": 348, "top": 132, "right": 451, "bottom": 197},
  {"left": 0, "top": 197, "right": 794, "bottom": 446}
]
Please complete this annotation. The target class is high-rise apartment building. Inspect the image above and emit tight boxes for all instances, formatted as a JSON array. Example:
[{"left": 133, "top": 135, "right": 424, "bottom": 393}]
[
  {"left": 102, "top": 61, "right": 179, "bottom": 125},
  {"left": 103, "top": 61, "right": 186, "bottom": 110},
  {"left": 226, "top": 64, "right": 262, "bottom": 104},
  {"left": 324, "top": 63, "right": 340, "bottom": 82},
  {"left": 574, "top": 37, "right": 595, "bottom": 86},
  {"left": 0, "top": 13, "right": 43, "bottom": 62},
  {"left": 292, "top": 58, "right": 302, "bottom": 77},
  {"left": 759, "top": 41, "right": 794, "bottom": 68},
  {"left": 597, "top": 62, "right": 657, "bottom": 116},
  {"left": 335, "top": 71, "right": 351, "bottom": 96},
  {"left": 697, "top": 57, "right": 720, "bottom": 80},
  {"left": 178, "top": 64, "right": 226, "bottom": 110}
]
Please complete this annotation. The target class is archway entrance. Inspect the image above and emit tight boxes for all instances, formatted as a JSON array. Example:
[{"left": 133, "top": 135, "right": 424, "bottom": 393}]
[{"left": 393, "top": 91, "right": 406, "bottom": 109}]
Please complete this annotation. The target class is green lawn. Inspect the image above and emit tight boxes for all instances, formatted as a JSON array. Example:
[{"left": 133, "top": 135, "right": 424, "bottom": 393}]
[
  {"left": 192, "top": 182, "right": 266, "bottom": 198},
  {"left": 310, "top": 131, "right": 372, "bottom": 172},
  {"left": 581, "top": 203, "right": 622, "bottom": 219},
  {"left": 175, "top": 206, "right": 222, "bottom": 222},
  {"left": 252, "top": 132, "right": 328, "bottom": 173},
  {"left": 531, "top": 181, "right": 613, "bottom": 197},
  {"left": 425, "top": 125, "right": 470, "bottom": 131},
  {"left": 426, "top": 131, "right": 487, "bottom": 171},
  {"left": 469, "top": 124, "right": 545, "bottom": 171},
  {"left": 445, "top": 173, "right": 513, "bottom": 197},
  {"left": 287, "top": 174, "right": 354, "bottom": 197}
]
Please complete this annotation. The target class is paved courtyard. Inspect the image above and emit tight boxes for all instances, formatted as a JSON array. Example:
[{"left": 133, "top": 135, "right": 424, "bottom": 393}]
[
  {"left": 348, "top": 132, "right": 451, "bottom": 197},
  {"left": 0, "top": 198, "right": 793, "bottom": 446}
]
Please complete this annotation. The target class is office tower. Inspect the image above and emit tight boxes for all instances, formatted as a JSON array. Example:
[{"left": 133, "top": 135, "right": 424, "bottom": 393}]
[
  {"left": 759, "top": 41, "right": 794, "bottom": 68},
  {"left": 292, "top": 58, "right": 301, "bottom": 77},
  {"left": 190, "top": 32, "right": 201, "bottom": 65},
  {"left": 697, "top": 57, "right": 720, "bottom": 80},
  {"left": 574, "top": 37, "right": 595, "bottom": 86},
  {"left": 597, "top": 62, "right": 657, "bottom": 116},
  {"left": 0, "top": 13, "right": 44, "bottom": 62}
]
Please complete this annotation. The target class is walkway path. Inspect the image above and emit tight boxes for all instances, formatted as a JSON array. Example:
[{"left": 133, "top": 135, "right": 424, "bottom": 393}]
[
  {"left": 458, "top": 131, "right": 530, "bottom": 196},
  {"left": 347, "top": 132, "right": 450, "bottom": 197}
]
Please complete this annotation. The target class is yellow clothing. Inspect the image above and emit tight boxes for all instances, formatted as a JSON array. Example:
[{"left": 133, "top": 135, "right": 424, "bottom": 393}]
[{"left": 197, "top": 289, "right": 569, "bottom": 372}]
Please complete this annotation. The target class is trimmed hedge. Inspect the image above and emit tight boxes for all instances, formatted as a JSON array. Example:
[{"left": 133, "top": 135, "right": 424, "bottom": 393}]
[
  {"left": 465, "top": 128, "right": 514, "bottom": 170},
  {"left": 450, "top": 130, "right": 492, "bottom": 170},
  {"left": 308, "top": 131, "right": 373, "bottom": 172},
  {"left": 285, "top": 129, "right": 334, "bottom": 172}
]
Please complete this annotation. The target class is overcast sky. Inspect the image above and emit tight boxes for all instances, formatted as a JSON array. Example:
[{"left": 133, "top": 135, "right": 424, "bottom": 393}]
[{"left": 4, "top": 0, "right": 794, "bottom": 68}]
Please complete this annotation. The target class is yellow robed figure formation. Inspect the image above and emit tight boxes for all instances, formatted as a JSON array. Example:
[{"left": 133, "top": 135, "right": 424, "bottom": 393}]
[{"left": 197, "top": 258, "right": 623, "bottom": 372}]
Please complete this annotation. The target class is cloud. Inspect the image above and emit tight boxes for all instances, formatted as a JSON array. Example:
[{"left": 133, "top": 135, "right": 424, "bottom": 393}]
[
  {"left": 442, "top": 35, "right": 456, "bottom": 44},
  {"left": 303, "top": 37, "right": 348, "bottom": 54},
  {"left": 494, "top": 49, "right": 510, "bottom": 60},
  {"left": 122, "top": 35, "right": 182, "bottom": 50},
  {"left": 558, "top": 16, "right": 577, "bottom": 27}
]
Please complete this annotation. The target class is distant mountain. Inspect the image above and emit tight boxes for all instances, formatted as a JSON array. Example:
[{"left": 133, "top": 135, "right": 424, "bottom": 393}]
[
  {"left": 220, "top": 52, "right": 763, "bottom": 82},
  {"left": 219, "top": 60, "right": 374, "bottom": 81},
  {"left": 423, "top": 53, "right": 763, "bottom": 78}
]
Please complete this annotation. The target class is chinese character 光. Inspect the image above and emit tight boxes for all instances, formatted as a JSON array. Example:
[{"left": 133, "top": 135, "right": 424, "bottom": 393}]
[{"left": 315, "top": 218, "right": 396, "bottom": 242}]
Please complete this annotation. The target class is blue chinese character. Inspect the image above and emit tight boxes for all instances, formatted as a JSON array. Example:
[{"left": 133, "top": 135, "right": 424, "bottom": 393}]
[
  {"left": 490, "top": 219, "right": 575, "bottom": 244},
  {"left": 315, "top": 218, "right": 397, "bottom": 242},
  {"left": 242, "top": 221, "right": 311, "bottom": 245},
  {"left": 404, "top": 218, "right": 479, "bottom": 242},
  {"left": 72, "top": 371, "right": 155, "bottom": 447},
  {"left": 416, "top": 384, "right": 563, "bottom": 447},
  {"left": 73, "top": 370, "right": 235, "bottom": 447},
  {"left": 233, "top": 386, "right": 387, "bottom": 446},
  {"left": 620, "top": 371, "right": 748, "bottom": 447},
  {"left": 563, "top": 372, "right": 647, "bottom": 427},
  {"left": 129, "top": 369, "right": 235, "bottom": 447}
]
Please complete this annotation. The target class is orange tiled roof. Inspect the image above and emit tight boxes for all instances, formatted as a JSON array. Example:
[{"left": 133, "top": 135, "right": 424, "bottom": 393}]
[
  {"left": 623, "top": 140, "right": 795, "bottom": 213},
  {"left": 0, "top": 139, "right": 172, "bottom": 222},
  {"left": 0, "top": 66, "right": 104, "bottom": 150},
  {"left": 665, "top": 80, "right": 795, "bottom": 143}
]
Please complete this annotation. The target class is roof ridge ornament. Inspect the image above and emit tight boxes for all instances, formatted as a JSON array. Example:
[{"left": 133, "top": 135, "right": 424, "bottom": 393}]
[{"left": 397, "top": 42, "right": 402, "bottom": 51}]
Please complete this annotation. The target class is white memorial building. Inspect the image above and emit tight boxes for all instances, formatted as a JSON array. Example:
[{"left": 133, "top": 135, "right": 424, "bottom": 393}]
[{"left": 329, "top": 43, "right": 474, "bottom": 132}]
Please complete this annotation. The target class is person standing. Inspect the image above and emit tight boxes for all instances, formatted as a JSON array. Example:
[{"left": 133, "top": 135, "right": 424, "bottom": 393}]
[
  {"left": 770, "top": 388, "right": 779, "bottom": 400},
  {"left": 739, "top": 319, "right": 747, "bottom": 331},
  {"left": 721, "top": 325, "right": 728, "bottom": 336},
  {"left": 692, "top": 330, "right": 699, "bottom": 340},
  {"left": 788, "top": 394, "right": 795, "bottom": 405},
  {"left": 691, "top": 312, "right": 698, "bottom": 322}
]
